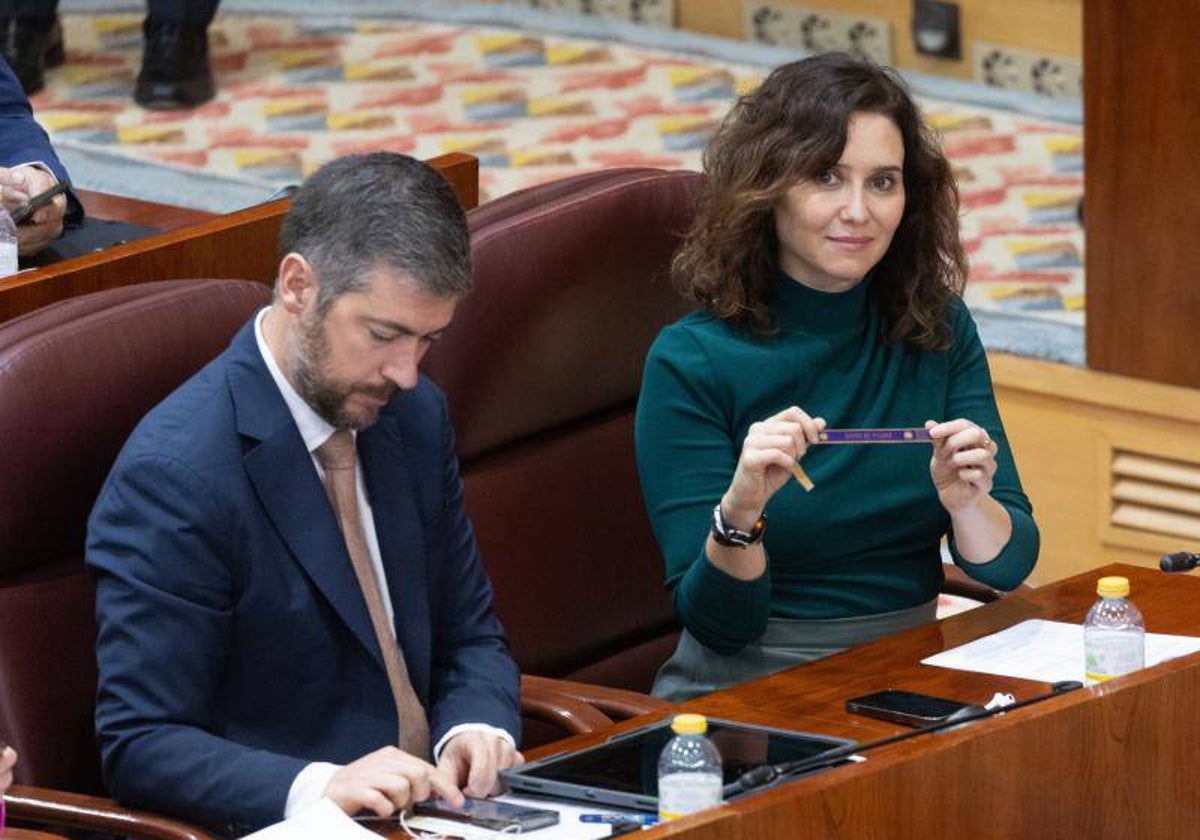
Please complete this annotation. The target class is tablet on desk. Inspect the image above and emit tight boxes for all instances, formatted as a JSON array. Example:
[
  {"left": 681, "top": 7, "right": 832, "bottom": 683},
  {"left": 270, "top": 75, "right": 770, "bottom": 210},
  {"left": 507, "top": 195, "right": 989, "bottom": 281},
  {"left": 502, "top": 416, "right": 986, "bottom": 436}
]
[{"left": 501, "top": 717, "right": 854, "bottom": 812}]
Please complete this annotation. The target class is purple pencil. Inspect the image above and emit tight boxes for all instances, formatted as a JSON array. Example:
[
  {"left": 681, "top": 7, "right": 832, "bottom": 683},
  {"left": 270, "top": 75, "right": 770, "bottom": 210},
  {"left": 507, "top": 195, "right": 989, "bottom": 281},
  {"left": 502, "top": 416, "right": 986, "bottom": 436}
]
[{"left": 815, "top": 427, "right": 932, "bottom": 444}]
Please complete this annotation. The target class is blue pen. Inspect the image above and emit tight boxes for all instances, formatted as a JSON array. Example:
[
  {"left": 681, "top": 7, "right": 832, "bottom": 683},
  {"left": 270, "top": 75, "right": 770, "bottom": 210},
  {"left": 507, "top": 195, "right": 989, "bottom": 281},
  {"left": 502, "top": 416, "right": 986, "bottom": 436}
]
[{"left": 580, "top": 813, "right": 660, "bottom": 825}]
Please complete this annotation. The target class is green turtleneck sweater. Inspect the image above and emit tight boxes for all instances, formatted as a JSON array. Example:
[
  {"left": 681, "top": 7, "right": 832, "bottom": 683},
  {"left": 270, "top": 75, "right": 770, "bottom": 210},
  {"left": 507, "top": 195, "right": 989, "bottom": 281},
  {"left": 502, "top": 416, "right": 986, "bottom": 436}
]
[{"left": 634, "top": 277, "right": 1039, "bottom": 654}]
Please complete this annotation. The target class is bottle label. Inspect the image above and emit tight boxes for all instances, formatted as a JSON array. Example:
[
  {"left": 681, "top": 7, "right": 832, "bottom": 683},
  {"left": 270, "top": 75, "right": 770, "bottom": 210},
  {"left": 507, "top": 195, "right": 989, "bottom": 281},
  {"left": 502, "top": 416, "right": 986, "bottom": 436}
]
[
  {"left": 658, "top": 773, "right": 723, "bottom": 821},
  {"left": 0, "top": 242, "right": 16, "bottom": 277},
  {"left": 1084, "top": 629, "right": 1144, "bottom": 686}
]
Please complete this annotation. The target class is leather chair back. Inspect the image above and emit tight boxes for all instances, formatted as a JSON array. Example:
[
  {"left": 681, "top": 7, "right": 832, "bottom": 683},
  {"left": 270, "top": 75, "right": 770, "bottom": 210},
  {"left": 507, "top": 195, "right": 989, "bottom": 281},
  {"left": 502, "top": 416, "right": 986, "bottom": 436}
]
[
  {"left": 425, "top": 168, "right": 702, "bottom": 692},
  {"left": 0, "top": 280, "right": 270, "bottom": 793}
]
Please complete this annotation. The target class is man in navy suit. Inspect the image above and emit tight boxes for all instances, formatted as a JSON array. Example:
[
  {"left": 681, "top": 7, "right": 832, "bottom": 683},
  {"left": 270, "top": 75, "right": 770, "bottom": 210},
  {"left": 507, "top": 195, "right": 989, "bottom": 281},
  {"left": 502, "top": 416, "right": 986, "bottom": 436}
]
[
  {"left": 0, "top": 58, "right": 80, "bottom": 256},
  {"left": 87, "top": 153, "right": 522, "bottom": 836}
]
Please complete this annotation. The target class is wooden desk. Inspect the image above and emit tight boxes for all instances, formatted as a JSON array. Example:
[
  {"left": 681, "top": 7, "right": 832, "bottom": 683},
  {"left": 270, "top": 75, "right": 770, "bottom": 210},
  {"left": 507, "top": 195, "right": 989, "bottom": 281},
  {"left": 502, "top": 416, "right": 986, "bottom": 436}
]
[
  {"left": 0, "top": 152, "right": 479, "bottom": 324},
  {"left": 413, "top": 564, "right": 1196, "bottom": 839},
  {"left": 75, "top": 189, "right": 217, "bottom": 232}
]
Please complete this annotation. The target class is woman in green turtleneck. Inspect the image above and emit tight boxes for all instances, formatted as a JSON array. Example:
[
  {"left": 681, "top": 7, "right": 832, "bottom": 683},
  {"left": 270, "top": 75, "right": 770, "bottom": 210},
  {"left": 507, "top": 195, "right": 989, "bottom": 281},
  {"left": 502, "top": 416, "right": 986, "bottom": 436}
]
[{"left": 635, "top": 53, "right": 1039, "bottom": 702}]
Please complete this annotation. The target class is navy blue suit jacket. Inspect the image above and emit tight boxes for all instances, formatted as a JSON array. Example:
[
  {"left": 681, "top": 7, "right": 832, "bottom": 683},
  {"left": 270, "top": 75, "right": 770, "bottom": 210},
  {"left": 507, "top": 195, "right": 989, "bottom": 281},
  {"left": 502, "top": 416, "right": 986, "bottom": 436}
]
[
  {"left": 0, "top": 60, "right": 82, "bottom": 223},
  {"left": 87, "top": 319, "right": 521, "bottom": 836}
]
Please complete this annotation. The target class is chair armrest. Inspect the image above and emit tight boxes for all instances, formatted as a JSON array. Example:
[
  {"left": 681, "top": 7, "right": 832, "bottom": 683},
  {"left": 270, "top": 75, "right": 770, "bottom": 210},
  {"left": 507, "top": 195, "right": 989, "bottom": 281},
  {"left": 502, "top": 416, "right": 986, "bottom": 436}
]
[
  {"left": 522, "top": 674, "right": 670, "bottom": 721},
  {"left": 520, "top": 677, "right": 614, "bottom": 737},
  {"left": 5, "top": 785, "right": 214, "bottom": 840},
  {"left": 941, "top": 563, "right": 1035, "bottom": 604}
]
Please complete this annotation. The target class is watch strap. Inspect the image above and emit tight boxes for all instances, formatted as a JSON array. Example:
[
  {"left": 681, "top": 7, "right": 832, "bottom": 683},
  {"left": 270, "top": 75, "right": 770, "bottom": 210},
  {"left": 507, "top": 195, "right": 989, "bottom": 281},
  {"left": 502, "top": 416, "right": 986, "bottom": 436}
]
[{"left": 711, "top": 503, "right": 766, "bottom": 547}]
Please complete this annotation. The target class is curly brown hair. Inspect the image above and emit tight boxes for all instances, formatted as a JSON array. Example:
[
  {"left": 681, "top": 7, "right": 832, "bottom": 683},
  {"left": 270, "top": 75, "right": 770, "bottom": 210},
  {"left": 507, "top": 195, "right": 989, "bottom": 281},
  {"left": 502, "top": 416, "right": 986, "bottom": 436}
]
[{"left": 672, "top": 53, "right": 967, "bottom": 349}]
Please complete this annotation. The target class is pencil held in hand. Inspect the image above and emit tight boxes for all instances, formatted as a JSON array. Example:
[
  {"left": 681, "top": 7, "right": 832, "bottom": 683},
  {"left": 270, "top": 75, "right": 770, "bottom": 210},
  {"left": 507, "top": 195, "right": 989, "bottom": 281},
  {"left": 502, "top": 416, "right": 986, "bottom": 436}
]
[{"left": 790, "top": 461, "right": 814, "bottom": 492}]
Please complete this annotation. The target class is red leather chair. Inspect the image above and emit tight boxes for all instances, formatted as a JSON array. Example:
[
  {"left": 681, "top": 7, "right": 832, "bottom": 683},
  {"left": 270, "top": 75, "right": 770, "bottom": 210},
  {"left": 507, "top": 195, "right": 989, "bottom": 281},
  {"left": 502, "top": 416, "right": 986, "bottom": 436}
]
[
  {"left": 0, "top": 280, "right": 267, "bottom": 838},
  {"left": 425, "top": 169, "right": 704, "bottom": 729},
  {"left": 0, "top": 279, "right": 607, "bottom": 836}
]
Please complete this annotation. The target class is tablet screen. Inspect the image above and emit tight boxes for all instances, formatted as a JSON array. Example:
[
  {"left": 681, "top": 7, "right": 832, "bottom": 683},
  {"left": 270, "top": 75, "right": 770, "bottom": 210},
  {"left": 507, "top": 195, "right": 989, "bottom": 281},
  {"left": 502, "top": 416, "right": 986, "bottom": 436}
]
[{"left": 514, "top": 718, "right": 851, "bottom": 798}]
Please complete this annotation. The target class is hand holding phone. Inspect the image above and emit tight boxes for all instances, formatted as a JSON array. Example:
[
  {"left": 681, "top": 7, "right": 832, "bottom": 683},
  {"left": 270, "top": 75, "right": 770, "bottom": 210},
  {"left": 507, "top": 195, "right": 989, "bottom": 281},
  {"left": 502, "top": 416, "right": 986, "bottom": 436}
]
[
  {"left": 846, "top": 689, "right": 981, "bottom": 727},
  {"left": 11, "top": 180, "right": 68, "bottom": 225}
]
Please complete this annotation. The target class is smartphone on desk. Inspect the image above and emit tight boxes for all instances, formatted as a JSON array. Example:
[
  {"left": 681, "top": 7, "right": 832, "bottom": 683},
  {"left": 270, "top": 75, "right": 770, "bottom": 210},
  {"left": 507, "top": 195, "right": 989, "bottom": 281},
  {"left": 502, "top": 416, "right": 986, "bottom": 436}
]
[
  {"left": 846, "top": 689, "right": 976, "bottom": 727},
  {"left": 414, "top": 797, "right": 560, "bottom": 831}
]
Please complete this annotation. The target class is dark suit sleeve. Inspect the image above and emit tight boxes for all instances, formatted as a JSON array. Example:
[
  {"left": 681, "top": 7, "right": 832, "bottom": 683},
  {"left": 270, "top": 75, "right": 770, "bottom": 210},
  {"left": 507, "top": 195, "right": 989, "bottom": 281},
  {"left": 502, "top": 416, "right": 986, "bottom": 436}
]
[
  {"left": 0, "top": 60, "right": 83, "bottom": 224},
  {"left": 88, "top": 454, "right": 306, "bottom": 836},
  {"left": 425, "top": 398, "right": 521, "bottom": 745}
]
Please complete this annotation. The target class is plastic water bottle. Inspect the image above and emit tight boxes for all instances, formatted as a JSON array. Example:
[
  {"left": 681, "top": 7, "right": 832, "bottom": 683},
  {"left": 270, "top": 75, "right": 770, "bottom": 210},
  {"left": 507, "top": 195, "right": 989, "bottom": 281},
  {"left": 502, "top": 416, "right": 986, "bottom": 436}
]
[
  {"left": 0, "top": 209, "right": 17, "bottom": 277},
  {"left": 657, "top": 713, "right": 723, "bottom": 821},
  {"left": 1083, "top": 575, "right": 1145, "bottom": 686}
]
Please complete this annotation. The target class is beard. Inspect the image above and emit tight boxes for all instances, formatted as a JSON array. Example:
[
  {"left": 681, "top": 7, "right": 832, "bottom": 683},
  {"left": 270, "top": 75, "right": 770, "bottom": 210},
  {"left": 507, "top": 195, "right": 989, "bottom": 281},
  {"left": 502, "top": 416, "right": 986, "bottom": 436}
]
[{"left": 288, "top": 309, "right": 397, "bottom": 431}]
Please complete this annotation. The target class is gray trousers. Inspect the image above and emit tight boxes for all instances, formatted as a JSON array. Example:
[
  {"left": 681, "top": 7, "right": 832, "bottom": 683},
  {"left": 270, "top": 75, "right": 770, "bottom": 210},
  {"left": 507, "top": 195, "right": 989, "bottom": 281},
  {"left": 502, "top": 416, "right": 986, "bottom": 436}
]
[{"left": 653, "top": 599, "right": 938, "bottom": 702}]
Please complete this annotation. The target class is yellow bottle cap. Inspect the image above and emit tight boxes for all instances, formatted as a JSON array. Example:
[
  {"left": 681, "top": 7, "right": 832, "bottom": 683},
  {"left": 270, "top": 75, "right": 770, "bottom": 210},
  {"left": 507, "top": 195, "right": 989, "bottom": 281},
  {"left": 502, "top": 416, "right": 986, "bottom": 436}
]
[
  {"left": 671, "top": 713, "right": 708, "bottom": 735},
  {"left": 1097, "top": 576, "right": 1130, "bottom": 598}
]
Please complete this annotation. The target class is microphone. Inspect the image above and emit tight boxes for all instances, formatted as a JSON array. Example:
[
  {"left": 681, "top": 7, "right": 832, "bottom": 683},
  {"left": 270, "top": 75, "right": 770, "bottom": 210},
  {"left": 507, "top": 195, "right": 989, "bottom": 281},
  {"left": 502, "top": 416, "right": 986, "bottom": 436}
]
[{"left": 1160, "top": 552, "right": 1200, "bottom": 573}]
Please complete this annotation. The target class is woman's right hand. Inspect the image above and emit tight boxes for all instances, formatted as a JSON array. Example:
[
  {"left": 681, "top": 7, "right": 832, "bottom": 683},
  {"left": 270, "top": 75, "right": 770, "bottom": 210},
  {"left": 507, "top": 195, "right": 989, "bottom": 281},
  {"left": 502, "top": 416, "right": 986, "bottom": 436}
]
[
  {"left": 1, "top": 744, "right": 17, "bottom": 793},
  {"left": 721, "top": 406, "right": 825, "bottom": 528}
]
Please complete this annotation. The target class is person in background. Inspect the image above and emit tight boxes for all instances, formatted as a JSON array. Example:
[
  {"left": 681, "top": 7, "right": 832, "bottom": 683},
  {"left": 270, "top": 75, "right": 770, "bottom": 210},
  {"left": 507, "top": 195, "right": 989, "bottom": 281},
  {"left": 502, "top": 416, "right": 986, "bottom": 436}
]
[
  {"left": 0, "top": 57, "right": 80, "bottom": 256},
  {"left": 0, "top": 1, "right": 219, "bottom": 109},
  {"left": 87, "top": 153, "right": 521, "bottom": 836},
  {"left": 635, "top": 53, "right": 1039, "bottom": 702}
]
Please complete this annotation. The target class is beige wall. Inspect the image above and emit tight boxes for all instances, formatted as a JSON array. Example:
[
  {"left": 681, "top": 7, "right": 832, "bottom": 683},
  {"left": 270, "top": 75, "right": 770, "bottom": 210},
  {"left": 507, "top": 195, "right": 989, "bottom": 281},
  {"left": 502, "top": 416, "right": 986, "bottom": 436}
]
[
  {"left": 677, "top": 0, "right": 1082, "bottom": 80},
  {"left": 989, "top": 354, "right": 1200, "bottom": 586}
]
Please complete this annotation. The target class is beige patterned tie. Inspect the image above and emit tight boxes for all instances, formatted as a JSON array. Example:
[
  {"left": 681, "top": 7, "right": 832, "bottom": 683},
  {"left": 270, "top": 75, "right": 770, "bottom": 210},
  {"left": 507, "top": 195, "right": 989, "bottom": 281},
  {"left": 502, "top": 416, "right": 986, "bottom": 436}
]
[{"left": 315, "top": 430, "right": 431, "bottom": 759}]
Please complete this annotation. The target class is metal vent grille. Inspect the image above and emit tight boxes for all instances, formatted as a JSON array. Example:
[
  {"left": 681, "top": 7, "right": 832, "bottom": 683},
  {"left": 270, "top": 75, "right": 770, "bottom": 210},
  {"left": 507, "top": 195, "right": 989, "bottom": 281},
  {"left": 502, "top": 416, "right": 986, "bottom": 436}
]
[{"left": 1110, "top": 451, "right": 1200, "bottom": 540}]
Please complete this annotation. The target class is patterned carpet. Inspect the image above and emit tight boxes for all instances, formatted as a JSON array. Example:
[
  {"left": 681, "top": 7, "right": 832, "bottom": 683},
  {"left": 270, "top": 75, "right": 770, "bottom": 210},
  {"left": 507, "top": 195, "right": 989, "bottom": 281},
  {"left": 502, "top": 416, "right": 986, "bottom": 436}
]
[{"left": 29, "top": 11, "right": 1084, "bottom": 328}]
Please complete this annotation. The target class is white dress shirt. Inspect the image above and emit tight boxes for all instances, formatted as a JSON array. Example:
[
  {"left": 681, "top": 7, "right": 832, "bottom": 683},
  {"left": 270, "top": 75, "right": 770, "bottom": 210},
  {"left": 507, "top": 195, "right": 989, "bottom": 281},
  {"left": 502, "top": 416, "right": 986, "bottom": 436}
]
[{"left": 252, "top": 309, "right": 514, "bottom": 817}]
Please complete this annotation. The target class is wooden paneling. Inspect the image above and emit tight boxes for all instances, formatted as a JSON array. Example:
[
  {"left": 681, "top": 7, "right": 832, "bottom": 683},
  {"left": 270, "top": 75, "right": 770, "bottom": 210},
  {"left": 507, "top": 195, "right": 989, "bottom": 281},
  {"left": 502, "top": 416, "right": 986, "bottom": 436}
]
[
  {"left": 676, "top": 0, "right": 744, "bottom": 39},
  {"left": 0, "top": 153, "right": 479, "bottom": 324},
  {"left": 0, "top": 199, "right": 286, "bottom": 323},
  {"left": 989, "top": 351, "right": 1200, "bottom": 585},
  {"left": 1084, "top": 0, "right": 1200, "bottom": 388},
  {"left": 676, "top": 0, "right": 1081, "bottom": 80}
]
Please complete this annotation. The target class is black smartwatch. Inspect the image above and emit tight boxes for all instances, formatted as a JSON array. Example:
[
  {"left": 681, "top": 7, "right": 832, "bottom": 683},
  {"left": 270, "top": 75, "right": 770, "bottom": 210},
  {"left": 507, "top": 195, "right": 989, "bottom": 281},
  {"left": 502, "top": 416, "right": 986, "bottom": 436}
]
[{"left": 711, "top": 503, "right": 766, "bottom": 547}]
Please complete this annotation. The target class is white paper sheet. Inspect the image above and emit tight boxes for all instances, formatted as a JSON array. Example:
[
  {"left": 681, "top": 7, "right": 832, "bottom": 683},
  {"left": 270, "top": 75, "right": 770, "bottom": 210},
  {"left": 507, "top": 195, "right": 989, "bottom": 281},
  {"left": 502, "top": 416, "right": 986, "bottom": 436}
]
[
  {"left": 407, "top": 793, "right": 651, "bottom": 839},
  {"left": 242, "top": 798, "right": 381, "bottom": 839},
  {"left": 243, "top": 793, "right": 647, "bottom": 839},
  {"left": 922, "top": 618, "right": 1200, "bottom": 683}
]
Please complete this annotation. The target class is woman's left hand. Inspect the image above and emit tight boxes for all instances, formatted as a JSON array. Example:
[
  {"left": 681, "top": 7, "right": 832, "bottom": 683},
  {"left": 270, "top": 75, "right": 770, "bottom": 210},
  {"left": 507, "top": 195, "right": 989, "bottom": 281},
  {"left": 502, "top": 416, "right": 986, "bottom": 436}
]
[{"left": 926, "top": 419, "right": 996, "bottom": 513}]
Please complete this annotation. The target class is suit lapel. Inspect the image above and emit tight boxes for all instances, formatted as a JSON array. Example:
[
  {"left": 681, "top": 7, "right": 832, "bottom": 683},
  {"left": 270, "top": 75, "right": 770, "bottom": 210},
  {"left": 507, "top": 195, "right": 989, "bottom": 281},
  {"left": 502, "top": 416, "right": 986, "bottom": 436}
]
[
  {"left": 359, "top": 414, "right": 432, "bottom": 697},
  {"left": 227, "top": 323, "right": 386, "bottom": 673}
]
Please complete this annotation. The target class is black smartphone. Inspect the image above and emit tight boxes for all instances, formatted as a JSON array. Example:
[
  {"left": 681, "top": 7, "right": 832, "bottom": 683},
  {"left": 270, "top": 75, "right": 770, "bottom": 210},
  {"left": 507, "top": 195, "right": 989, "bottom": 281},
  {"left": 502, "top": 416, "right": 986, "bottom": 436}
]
[
  {"left": 11, "top": 180, "right": 68, "bottom": 225},
  {"left": 845, "top": 689, "right": 976, "bottom": 727},
  {"left": 414, "top": 797, "right": 560, "bottom": 831}
]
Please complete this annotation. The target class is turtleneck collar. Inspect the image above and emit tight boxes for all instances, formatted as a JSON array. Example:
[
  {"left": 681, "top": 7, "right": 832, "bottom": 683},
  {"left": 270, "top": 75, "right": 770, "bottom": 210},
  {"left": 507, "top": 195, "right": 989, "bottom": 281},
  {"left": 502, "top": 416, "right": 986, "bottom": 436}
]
[{"left": 773, "top": 271, "right": 872, "bottom": 335}]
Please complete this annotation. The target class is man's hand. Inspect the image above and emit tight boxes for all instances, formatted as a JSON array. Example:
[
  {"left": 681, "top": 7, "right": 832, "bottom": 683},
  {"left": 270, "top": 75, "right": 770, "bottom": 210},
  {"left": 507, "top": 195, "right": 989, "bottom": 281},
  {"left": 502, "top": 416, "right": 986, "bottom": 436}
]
[
  {"left": 0, "top": 165, "right": 67, "bottom": 257},
  {"left": 0, "top": 744, "right": 17, "bottom": 793},
  {"left": 322, "top": 746, "right": 463, "bottom": 818},
  {"left": 437, "top": 731, "right": 524, "bottom": 798}
]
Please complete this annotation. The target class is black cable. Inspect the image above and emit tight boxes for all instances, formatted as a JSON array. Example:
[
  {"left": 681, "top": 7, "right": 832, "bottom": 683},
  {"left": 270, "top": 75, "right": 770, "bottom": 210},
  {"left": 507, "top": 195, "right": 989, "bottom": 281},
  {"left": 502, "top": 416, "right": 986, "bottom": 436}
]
[{"left": 722, "top": 680, "right": 1084, "bottom": 799}]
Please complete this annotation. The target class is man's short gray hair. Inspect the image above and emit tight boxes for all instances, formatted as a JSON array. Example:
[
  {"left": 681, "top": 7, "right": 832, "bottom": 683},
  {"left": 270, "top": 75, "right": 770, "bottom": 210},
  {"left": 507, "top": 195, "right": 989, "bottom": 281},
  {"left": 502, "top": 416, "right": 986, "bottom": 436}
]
[{"left": 279, "top": 153, "right": 471, "bottom": 311}]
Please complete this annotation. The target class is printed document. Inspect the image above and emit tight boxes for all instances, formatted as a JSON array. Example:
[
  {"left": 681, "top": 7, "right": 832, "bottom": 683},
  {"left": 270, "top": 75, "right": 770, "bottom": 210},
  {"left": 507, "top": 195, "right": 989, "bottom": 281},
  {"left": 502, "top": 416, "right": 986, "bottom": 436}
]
[{"left": 922, "top": 618, "right": 1200, "bottom": 683}]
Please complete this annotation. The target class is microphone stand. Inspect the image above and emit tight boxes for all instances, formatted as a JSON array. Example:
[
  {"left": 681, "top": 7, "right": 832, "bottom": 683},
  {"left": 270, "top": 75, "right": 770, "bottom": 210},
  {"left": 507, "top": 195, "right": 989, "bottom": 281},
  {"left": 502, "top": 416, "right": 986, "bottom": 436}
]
[{"left": 722, "top": 680, "right": 1084, "bottom": 799}]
